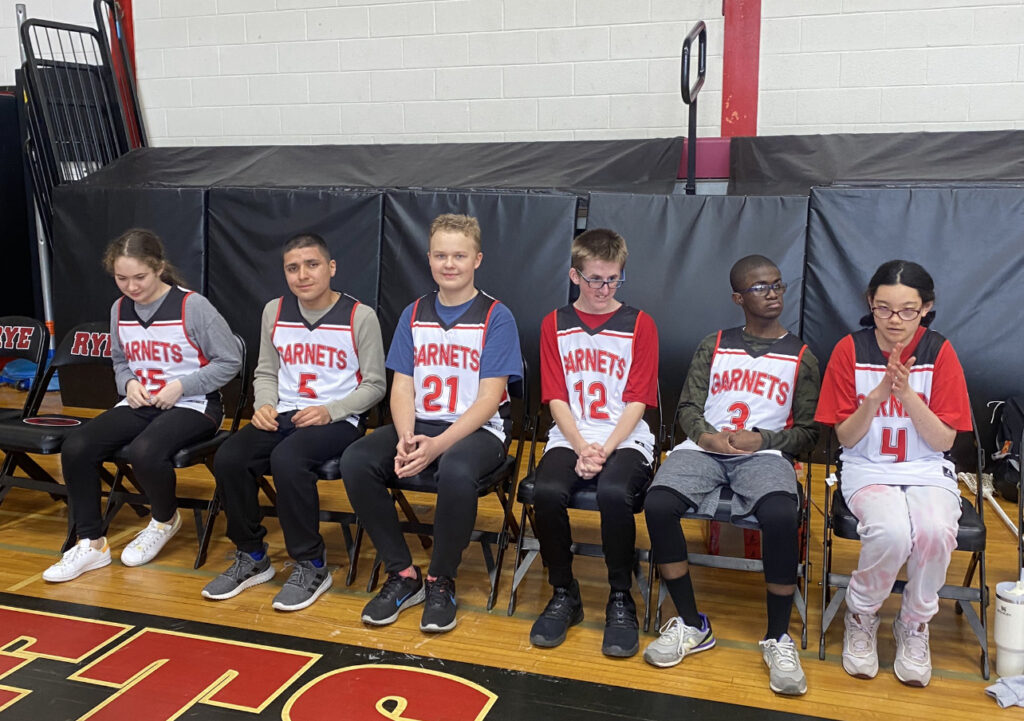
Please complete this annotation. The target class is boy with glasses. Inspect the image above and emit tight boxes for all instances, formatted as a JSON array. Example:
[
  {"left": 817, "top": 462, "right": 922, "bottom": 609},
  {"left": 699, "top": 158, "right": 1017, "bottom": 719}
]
[
  {"left": 642, "top": 254, "right": 819, "bottom": 696},
  {"left": 529, "top": 228, "right": 659, "bottom": 657}
]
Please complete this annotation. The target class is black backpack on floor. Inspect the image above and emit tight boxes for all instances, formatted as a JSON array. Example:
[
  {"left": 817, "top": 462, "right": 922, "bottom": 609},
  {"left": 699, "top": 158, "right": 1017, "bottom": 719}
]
[{"left": 991, "top": 397, "right": 1024, "bottom": 502}]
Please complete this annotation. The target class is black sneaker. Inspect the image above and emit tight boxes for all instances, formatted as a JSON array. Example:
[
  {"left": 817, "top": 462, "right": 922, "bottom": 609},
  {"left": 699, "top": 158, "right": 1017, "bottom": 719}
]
[
  {"left": 530, "top": 579, "right": 584, "bottom": 648},
  {"left": 420, "top": 576, "right": 457, "bottom": 633},
  {"left": 602, "top": 590, "right": 639, "bottom": 657},
  {"left": 361, "top": 567, "right": 425, "bottom": 626}
]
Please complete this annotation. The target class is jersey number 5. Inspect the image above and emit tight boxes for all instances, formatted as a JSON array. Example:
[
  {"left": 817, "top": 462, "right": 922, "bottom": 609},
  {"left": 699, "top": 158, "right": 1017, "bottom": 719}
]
[
  {"left": 298, "top": 372, "right": 319, "bottom": 399},
  {"left": 423, "top": 375, "right": 458, "bottom": 413},
  {"left": 880, "top": 427, "right": 908, "bottom": 463},
  {"left": 573, "top": 380, "right": 610, "bottom": 421}
]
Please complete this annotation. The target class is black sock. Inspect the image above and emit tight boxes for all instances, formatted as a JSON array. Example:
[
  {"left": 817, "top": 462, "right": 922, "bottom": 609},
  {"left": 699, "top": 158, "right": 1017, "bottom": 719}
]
[
  {"left": 766, "top": 591, "right": 794, "bottom": 640},
  {"left": 663, "top": 573, "right": 701, "bottom": 628}
]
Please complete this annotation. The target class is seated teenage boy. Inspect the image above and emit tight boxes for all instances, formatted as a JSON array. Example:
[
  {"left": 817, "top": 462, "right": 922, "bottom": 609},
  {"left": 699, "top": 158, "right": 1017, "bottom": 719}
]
[
  {"left": 340, "top": 213, "right": 522, "bottom": 634},
  {"left": 528, "top": 228, "right": 658, "bottom": 657},
  {"left": 642, "top": 254, "right": 819, "bottom": 696},
  {"left": 202, "top": 233, "right": 386, "bottom": 611}
]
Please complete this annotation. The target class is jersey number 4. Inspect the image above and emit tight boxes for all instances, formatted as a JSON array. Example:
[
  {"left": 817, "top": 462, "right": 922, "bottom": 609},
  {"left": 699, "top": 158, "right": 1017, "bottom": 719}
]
[
  {"left": 134, "top": 368, "right": 167, "bottom": 392},
  {"left": 423, "top": 375, "right": 459, "bottom": 413},
  {"left": 880, "top": 427, "right": 908, "bottom": 463},
  {"left": 573, "top": 380, "right": 610, "bottom": 421}
]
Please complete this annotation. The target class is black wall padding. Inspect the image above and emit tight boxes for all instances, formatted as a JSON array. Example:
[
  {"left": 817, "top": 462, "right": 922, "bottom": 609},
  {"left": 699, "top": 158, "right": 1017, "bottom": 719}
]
[
  {"left": 0, "top": 91, "right": 35, "bottom": 318},
  {"left": 380, "top": 190, "right": 577, "bottom": 401},
  {"left": 730, "top": 130, "right": 1024, "bottom": 196},
  {"left": 207, "top": 188, "right": 384, "bottom": 370},
  {"left": 804, "top": 185, "right": 1024, "bottom": 446},
  {"left": 586, "top": 193, "right": 810, "bottom": 414}
]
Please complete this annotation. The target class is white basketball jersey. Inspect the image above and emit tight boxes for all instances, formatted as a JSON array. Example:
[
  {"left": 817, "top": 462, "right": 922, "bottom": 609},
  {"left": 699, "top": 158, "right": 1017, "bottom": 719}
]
[
  {"left": 546, "top": 305, "right": 655, "bottom": 462},
  {"left": 675, "top": 327, "right": 805, "bottom": 454},
  {"left": 411, "top": 292, "right": 509, "bottom": 442},
  {"left": 115, "top": 286, "right": 213, "bottom": 415},
  {"left": 272, "top": 293, "right": 362, "bottom": 427}
]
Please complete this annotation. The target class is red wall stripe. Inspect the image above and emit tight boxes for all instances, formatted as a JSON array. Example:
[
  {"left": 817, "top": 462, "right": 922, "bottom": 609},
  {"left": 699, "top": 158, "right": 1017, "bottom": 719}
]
[{"left": 721, "top": 0, "right": 761, "bottom": 137}]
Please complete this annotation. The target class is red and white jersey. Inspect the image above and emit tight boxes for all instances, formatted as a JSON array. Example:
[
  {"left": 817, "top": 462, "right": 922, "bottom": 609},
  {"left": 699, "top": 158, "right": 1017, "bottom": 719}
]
[
  {"left": 116, "top": 286, "right": 213, "bottom": 414},
  {"left": 272, "top": 293, "right": 362, "bottom": 427},
  {"left": 411, "top": 292, "right": 509, "bottom": 442},
  {"left": 545, "top": 305, "right": 655, "bottom": 461},
  {"left": 675, "top": 327, "right": 806, "bottom": 454},
  {"left": 816, "top": 327, "right": 972, "bottom": 495}
]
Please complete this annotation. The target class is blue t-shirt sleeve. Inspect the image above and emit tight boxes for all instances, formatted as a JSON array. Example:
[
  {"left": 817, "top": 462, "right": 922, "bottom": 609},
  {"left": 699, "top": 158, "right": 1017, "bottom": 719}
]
[
  {"left": 385, "top": 303, "right": 416, "bottom": 376},
  {"left": 480, "top": 303, "right": 523, "bottom": 382}
]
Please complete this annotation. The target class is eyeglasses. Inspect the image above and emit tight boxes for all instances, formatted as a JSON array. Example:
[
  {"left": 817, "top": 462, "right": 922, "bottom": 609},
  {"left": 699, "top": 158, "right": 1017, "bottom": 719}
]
[
  {"left": 575, "top": 271, "right": 625, "bottom": 290},
  {"left": 737, "top": 281, "right": 787, "bottom": 296},
  {"left": 871, "top": 306, "right": 923, "bottom": 321}
]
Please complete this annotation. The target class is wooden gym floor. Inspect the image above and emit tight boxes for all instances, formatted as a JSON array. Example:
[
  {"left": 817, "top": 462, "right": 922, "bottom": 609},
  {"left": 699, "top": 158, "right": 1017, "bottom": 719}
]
[{"left": 0, "top": 386, "right": 1015, "bottom": 720}]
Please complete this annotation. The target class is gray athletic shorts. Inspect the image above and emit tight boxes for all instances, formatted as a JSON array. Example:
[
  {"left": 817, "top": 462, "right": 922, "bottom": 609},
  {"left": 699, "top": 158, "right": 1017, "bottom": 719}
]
[{"left": 649, "top": 449, "right": 798, "bottom": 520}]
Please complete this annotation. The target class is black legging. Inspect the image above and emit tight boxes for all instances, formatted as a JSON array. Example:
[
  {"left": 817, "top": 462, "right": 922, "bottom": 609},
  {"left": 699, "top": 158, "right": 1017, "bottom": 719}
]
[
  {"left": 214, "top": 412, "right": 362, "bottom": 561},
  {"left": 62, "top": 405, "right": 218, "bottom": 540},
  {"left": 340, "top": 421, "right": 506, "bottom": 579},
  {"left": 644, "top": 486, "right": 799, "bottom": 585},
  {"left": 532, "top": 447, "right": 650, "bottom": 591}
]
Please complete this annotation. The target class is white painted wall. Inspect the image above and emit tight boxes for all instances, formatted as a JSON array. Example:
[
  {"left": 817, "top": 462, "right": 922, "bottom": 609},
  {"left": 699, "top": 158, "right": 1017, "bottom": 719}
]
[
  {"left": 760, "top": 0, "right": 1024, "bottom": 134},
  {"left": 4, "top": 1, "right": 1024, "bottom": 144}
]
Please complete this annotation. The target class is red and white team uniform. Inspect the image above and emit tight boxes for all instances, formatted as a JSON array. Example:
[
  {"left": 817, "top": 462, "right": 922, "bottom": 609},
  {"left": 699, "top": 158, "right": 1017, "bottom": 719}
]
[
  {"left": 272, "top": 293, "right": 363, "bottom": 427},
  {"left": 675, "top": 327, "right": 806, "bottom": 456},
  {"left": 410, "top": 292, "right": 509, "bottom": 442},
  {"left": 543, "top": 305, "right": 656, "bottom": 462},
  {"left": 116, "top": 286, "right": 215, "bottom": 415},
  {"left": 816, "top": 325, "right": 972, "bottom": 623}
]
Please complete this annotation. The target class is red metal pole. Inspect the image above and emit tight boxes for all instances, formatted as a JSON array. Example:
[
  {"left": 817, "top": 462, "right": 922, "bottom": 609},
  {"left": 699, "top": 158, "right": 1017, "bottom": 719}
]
[{"left": 721, "top": 0, "right": 761, "bottom": 137}]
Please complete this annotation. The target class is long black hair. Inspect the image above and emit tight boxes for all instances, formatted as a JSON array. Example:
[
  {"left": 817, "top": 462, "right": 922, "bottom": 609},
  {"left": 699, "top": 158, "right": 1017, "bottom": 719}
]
[{"left": 859, "top": 259, "right": 936, "bottom": 327}]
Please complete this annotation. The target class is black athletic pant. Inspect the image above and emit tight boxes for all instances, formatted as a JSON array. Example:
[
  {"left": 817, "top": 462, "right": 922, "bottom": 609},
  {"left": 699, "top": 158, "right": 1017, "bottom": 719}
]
[
  {"left": 214, "top": 412, "right": 363, "bottom": 562},
  {"left": 532, "top": 447, "right": 651, "bottom": 591},
  {"left": 340, "top": 420, "right": 506, "bottom": 579},
  {"left": 644, "top": 487, "right": 799, "bottom": 585},
  {"left": 63, "top": 405, "right": 218, "bottom": 540}
]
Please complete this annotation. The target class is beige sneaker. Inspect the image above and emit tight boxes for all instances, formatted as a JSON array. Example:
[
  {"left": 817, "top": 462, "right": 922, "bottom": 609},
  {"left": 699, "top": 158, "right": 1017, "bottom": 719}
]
[
  {"left": 843, "top": 611, "right": 880, "bottom": 679},
  {"left": 893, "top": 618, "right": 931, "bottom": 687}
]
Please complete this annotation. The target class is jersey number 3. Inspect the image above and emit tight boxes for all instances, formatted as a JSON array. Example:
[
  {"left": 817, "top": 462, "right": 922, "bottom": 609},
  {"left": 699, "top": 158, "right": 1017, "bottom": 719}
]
[
  {"left": 722, "top": 401, "right": 750, "bottom": 432},
  {"left": 880, "top": 427, "right": 908, "bottom": 463}
]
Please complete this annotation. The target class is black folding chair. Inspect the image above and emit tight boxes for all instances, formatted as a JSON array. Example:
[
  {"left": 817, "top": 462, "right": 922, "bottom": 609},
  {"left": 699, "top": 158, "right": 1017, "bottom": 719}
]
[
  {"left": 647, "top": 432, "right": 813, "bottom": 648},
  {"left": 818, "top": 418, "right": 989, "bottom": 678},
  {"left": 0, "top": 316, "right": 48, "bottom": 424},
  {"left": 100, "top": 335, "right": 249, "bottom": 568},
  {"left": 506, "top": 387, "right": 663, "bottom": 631},
  {"left": 358, "top": 359, "right": 532, "bottom": 611},
  {"left": 0, "top": 322, "right": 117, "bottom": 521}
]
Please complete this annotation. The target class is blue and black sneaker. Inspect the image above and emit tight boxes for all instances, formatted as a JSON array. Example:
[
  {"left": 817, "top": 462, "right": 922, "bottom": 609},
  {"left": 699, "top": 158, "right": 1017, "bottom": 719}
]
[
  {"left": 420, "top": 575, "right": 457, "bottom": 633},
  {"left": 361, "top": 566, "right": 425, "bottom": 626}
]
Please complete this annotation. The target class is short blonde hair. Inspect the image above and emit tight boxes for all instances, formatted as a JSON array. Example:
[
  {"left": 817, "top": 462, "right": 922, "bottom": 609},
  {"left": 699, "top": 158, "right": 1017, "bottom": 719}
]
[
  {"left": 429, "top": 214, "right": 482, "bottom": 253},
  {"left": 571, "top": 228, "right": 628, "bottom": 271}
]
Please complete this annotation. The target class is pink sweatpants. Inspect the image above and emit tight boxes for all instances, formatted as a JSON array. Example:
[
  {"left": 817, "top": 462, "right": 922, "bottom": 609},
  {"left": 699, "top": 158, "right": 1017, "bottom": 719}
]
[{"left": 846, "top": 484, "right": 962, "bottom": 624}]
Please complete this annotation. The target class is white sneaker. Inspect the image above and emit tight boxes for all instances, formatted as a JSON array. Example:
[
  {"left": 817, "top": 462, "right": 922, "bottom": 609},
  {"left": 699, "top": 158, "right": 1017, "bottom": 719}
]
[
  {"left": 893, "top": 617, "right": 931, "bottom": 687},
  {"left": 643, "top": 614, "right": 716, "bottom": 668},
  {"left": 759, "top": 633, "right": 808, "bottom": 696},
  {"left": 42, "top": 539, "right": 111, "bottom": 582},
  {"left": 120, "top": 512, "right": 182, "bottom": 567},
  {"left": 843, "top": 611, "right": 880, "bottom": 678}
]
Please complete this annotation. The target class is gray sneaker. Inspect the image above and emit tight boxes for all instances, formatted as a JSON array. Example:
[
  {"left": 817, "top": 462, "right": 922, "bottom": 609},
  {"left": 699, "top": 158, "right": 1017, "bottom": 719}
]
[
  {"left": 759, "top": 633, "right": 808, "bottom": 696},
  {"left": 842, "top": 611, "right": 880, "bottom": 679},
  {"left": 643, "top": 614, "right": 716, "bottom": 668},
  {"left": 201, "top": 548, "right": 275, "bottom": 601},
  {"left": 893, "top": 618, "right": 931, "bottom": 687},
  {"left": 272, "top": 558, "right": 332, "bottom": 612}
]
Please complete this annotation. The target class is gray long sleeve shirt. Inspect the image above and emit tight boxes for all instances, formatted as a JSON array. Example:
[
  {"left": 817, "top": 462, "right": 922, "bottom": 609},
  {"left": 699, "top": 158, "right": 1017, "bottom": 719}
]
[
  {"left": 110, "top": 289, "right": 243, "bottom": 397},
  {"left": 252, "top": 296, "right": 387, "bottom": 422}
]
